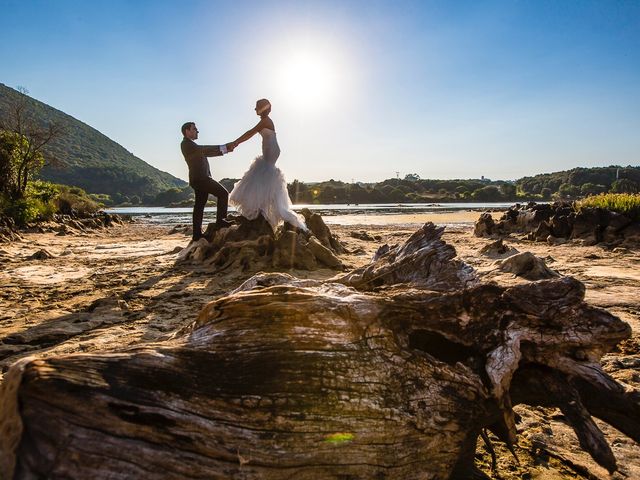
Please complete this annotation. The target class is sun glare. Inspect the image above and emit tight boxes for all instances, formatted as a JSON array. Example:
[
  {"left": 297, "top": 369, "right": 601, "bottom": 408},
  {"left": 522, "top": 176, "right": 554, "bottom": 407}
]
[{"left": 276, "top": 49, "right": 339, "bottom": 109}]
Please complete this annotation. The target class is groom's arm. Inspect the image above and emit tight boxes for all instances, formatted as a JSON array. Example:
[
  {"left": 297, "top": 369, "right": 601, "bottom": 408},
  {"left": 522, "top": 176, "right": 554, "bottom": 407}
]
[
  {"left": 182, "top": 141, "right": 228, "bottom": 158},
  {"left": 196, "top": 144, "right": 224, "bottom": 157}
]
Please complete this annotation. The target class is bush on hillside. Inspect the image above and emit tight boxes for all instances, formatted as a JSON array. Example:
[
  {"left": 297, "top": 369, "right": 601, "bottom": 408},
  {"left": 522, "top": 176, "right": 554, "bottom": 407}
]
[{"left": 55, "top": 185, "right": 101, "bottom": 215}]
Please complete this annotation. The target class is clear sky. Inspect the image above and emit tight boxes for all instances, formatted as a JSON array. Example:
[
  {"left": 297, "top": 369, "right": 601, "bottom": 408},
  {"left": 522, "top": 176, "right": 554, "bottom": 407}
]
[{"left": 1, "top": 0, "right": 638, "bottom": 182}]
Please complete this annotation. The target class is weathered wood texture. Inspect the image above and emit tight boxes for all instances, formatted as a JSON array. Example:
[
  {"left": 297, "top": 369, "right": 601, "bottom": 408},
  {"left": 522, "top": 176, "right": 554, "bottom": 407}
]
[
  {"left": 177, "top": 211, "right": 344, "bottom": 271},
  {"left": 0, "top": 223, "right": 637, "bottom": 479}
]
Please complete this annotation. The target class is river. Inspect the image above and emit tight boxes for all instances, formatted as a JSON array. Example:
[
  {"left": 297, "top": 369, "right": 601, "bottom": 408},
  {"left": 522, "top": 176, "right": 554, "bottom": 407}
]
[{"left": 106, "top": 202, "right": 515, "bottom": 227}]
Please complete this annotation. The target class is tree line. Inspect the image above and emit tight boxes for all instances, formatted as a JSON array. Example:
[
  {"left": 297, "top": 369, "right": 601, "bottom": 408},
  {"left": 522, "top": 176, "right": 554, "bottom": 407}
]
[{"left": 103, "top": 166, "right": 638, "bottom": 208}]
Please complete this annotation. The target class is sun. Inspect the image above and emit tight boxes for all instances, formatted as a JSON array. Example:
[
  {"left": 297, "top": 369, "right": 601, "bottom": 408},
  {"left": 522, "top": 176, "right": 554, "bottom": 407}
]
[{"left": 276, "top": 49, "right": 338, "bottom": 109}]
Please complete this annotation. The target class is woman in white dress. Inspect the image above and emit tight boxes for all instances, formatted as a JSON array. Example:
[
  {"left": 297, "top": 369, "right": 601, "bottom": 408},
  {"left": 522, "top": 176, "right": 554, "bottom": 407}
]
[{"left": 229, "top": 99, "right": 307, "bottom": 231}]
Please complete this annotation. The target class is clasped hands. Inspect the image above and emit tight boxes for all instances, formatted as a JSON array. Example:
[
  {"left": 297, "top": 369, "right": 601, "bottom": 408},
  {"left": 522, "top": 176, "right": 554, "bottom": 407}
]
[{"left": 224, "top": 141, "right": 239, "bottom": 152}]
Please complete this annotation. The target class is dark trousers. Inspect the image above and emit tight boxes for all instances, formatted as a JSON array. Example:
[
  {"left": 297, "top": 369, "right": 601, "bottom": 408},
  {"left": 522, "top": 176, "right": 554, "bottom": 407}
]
[{"left": 191, "top": 177, "right": 228, "bottom": 239}]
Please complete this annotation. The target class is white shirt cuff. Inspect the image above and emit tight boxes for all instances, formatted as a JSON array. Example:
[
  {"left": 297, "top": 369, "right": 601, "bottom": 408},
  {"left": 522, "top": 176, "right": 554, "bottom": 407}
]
[{"left": 220, "top": 145, "right": 228, "bottom": 154}]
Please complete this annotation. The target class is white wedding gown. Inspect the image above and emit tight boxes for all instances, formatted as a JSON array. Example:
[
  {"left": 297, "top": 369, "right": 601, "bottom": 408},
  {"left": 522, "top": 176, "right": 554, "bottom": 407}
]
[{"left": 229, "top": 128, "right": 307, "bottom": 231}]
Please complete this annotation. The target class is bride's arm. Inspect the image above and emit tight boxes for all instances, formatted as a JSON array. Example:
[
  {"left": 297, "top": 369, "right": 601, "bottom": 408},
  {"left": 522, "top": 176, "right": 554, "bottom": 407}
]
[{"left": 233, "top": 118, "right": 269, "bottom": 147}]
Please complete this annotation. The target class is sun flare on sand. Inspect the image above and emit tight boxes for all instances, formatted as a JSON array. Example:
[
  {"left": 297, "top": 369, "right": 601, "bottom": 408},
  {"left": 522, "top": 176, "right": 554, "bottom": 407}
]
[{"left": 275, "top": 47, "right": 342, "bottom": 109}]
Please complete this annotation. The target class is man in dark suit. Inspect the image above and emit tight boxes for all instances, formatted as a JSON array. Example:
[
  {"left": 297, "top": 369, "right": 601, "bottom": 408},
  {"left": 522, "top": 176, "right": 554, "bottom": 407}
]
[{"left": 180, "top": 122, "right": 235, "bottom": 241}]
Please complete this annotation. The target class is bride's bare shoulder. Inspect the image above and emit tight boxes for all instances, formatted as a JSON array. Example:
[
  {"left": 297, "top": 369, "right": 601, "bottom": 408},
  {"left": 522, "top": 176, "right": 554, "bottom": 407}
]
[{"left": 262, "top": 116, "right": 275, "bottom": 132}]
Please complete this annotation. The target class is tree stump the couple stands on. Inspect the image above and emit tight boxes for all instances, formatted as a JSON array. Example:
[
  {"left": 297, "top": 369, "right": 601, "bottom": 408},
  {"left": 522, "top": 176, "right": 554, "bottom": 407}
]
[{"left": 177, "top": 208, "right": 345, "bottom": 271}]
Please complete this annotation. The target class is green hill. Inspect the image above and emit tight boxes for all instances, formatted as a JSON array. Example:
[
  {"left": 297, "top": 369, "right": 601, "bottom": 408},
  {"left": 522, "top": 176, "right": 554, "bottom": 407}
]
[{"left": 0, "top": 83, "right": 186, "bottom": 199}]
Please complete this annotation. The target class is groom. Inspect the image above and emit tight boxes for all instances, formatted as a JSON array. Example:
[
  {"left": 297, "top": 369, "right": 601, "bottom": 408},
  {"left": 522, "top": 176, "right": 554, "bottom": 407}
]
[{"left": 180, "top": 122, "right": 235, "bottom": 241}]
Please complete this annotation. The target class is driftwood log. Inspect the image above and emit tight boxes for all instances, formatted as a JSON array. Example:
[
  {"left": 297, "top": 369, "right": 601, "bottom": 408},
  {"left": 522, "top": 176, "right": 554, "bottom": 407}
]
[{"left": 1, "top": 223, "right": 638, "bottom": 479}]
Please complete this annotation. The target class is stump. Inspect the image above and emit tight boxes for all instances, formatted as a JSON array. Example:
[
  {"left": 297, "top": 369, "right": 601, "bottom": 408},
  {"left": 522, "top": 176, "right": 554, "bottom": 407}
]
[
  {"left": 1, "top": 223, "right": 637, "bottom": 479},
  {"left": 177, "top": 214, "right": 344, "bottom": 271}
]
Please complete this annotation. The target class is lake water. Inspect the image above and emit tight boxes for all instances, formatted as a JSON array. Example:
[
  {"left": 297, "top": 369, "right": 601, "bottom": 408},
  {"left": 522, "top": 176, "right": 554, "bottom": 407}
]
[{"left": 106, "top": 203, "right": 515, "bottom": 227}]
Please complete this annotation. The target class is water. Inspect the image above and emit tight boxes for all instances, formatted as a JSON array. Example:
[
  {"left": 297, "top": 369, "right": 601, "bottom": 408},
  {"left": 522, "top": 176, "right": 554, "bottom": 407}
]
[{"left": 105, "top": 203, "right": 514, "bottom": 227}]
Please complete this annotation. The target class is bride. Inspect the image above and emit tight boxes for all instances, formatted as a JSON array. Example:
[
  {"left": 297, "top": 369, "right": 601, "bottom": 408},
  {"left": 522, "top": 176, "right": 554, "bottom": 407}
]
[{"left": 229, "top": 99, "right": 307, "bottom": 231}]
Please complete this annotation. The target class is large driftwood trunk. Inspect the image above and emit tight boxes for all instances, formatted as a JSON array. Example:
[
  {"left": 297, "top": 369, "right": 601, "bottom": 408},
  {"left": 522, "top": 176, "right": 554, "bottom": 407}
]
[{"left": 1, "top": 224, "right": 637, "bottom": 479}]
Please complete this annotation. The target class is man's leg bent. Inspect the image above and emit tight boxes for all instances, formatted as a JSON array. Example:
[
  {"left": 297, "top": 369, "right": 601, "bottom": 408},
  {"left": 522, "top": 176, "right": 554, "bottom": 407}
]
[{"left": 200, "top": 178, "right": 229, "bottom": 224}]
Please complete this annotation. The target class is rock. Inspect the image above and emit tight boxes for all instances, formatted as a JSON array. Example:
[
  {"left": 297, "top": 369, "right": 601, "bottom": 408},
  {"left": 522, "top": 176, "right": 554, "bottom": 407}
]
[
  {"left": 612, "top": 247, "right": 631, "bottom": 254},
  {"left": 602, "top": 225, "right": 624, "bottom": 246},
  {"left": 550, "top": 213, "right": 572, "bottom": 238},
  {"left": 349, "top": 230, "right": 380, "bottom": 241},
  {"left": 546, "top": 235, "right": 568, "bottom": 246},
  {"left": 474, "top": 212, "right": 496, "bottom": 237},
  {"left": 530, "top": 221, "right": 551, "bottom": 242},
  {"left": 608, "top": 212, "right": 632, "bottom": 232},
  {"left": 27, "top": 249, "right": 55, "bottom": 260},
  {"left": 477, "top": 202, "right": 639, "bottom": 247},
  {"left": 168, "top": 224, "right": 192, "bottom": 236},
  {"left": 621, "top": 223, "right": 640, "bottom": 247},
  {"left": 495, "top": 251, "right": 561, "bottom": 280},
  {"left": 571, "top": 207, "right": 605, "bottom": 241},
  {"left": 478, "top": 239, "right": 519, "bottom": 258}
]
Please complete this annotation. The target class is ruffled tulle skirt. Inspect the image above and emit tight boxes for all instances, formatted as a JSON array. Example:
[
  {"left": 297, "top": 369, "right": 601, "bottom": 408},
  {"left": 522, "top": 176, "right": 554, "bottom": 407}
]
[{"left": 229, "top": 155, "right": 307, "bottom": 231}]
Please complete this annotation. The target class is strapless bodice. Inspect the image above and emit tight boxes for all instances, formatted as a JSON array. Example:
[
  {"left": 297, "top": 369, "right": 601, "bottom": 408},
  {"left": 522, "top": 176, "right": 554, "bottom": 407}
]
[{"left": 259, "top": 128, "right": 280, "bottom": 163}]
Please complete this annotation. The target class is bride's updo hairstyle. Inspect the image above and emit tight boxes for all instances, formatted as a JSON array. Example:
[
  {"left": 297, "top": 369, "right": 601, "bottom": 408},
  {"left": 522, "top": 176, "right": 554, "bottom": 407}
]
[{"left": 256, "top": 98, "right": 271, "bottom": 116}]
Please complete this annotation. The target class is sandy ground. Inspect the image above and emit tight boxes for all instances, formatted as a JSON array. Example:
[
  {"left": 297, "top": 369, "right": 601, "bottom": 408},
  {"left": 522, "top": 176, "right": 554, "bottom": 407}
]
[{"left": 0, "top": 211, "right": 638, "bottom": 479}]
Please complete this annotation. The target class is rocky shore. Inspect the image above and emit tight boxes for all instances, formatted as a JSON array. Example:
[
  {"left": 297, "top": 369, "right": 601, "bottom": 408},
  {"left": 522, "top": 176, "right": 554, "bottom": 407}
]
[
  {"left": 0, "top": 215, "right": 638, "bottom": 479},
  {"left": 475, "top": 201, "right": 640, "bottom": 248},
  {"left": 0, "top": 211, "right": 131, "bottom": 243}
]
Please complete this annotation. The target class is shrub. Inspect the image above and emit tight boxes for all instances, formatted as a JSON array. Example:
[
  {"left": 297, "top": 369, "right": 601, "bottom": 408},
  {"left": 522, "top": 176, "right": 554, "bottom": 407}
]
[
  {"left": 576, "top": 193, "right": 640, "bottom": 221},
  {"left": 56, "top": 191, "right": 101, "bottom": 216},
  {"left": 0, "top": 196, "right": 51, "bottom": 225}
]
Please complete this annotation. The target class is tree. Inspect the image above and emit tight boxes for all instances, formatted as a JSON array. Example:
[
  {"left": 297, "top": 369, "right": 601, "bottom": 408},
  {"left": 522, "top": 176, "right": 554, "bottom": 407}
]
[
  {"left": 471, "top": 185, "right": 503, "bottom": 202},
  {"left": 288, "top": 180, "right": 311, "bottom": 203},
  {"left": 404, "top": 173, "right": 420, "bottom": 181},
  {"left": 0, "top": 87, "right": 66, "bottom": 200},
  {"left": 500, "top": 183, "right": 517, "bottom": 200},
  {"left": 611, "top": 179, "right": 639, "bottom": 194},
  {"left": 558, "top": 183, "right": 580, "bottom": 199},
  {"left": 580, "top": 183, "right": 606, "bottom": 196},
  {"left": 318, "top": 185, "right": 337, "bottom": 203}
]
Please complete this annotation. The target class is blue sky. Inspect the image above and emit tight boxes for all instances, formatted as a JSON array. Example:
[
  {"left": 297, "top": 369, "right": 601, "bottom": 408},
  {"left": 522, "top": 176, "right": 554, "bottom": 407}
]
[{"left": 1, "top": 0, "right": 638, "bottom": 182}]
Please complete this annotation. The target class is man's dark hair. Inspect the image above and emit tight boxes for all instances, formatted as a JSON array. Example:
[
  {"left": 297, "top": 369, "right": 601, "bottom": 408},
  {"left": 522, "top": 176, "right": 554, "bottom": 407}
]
[{"left": 181, "top": 122, "right": 195, "bottom": 136}]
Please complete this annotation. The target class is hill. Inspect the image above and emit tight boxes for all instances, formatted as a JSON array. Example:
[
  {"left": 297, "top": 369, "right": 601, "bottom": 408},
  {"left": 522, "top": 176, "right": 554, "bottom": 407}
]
[{"left": 0, "top": 83, "right": 186, "bottom": 199}]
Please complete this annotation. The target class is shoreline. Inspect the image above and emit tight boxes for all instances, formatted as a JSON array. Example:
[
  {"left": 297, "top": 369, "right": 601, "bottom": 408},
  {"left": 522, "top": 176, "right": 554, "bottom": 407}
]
[{"left": 323, "top": 210, "right": 500, "bottom": 225}]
